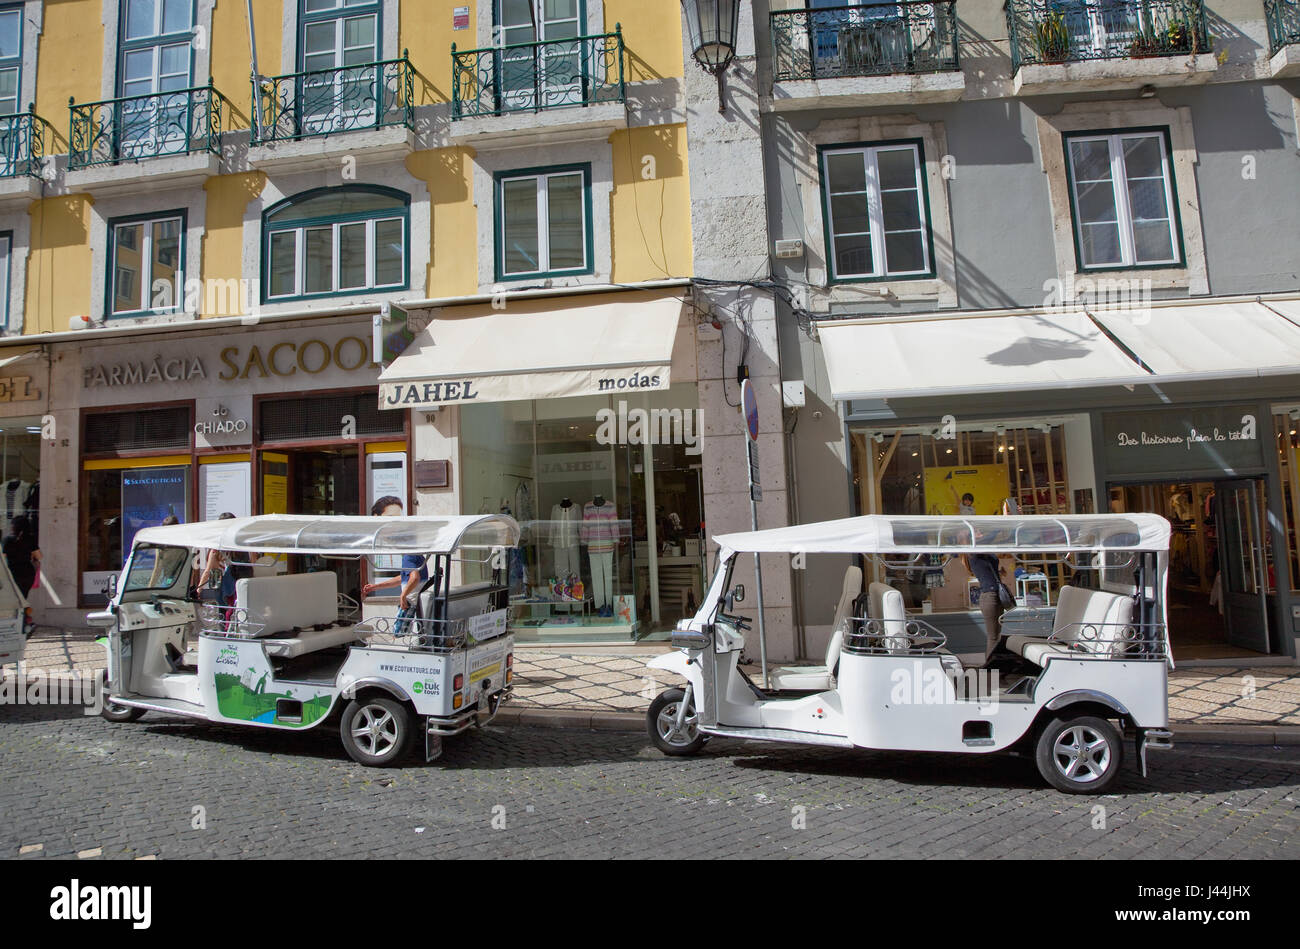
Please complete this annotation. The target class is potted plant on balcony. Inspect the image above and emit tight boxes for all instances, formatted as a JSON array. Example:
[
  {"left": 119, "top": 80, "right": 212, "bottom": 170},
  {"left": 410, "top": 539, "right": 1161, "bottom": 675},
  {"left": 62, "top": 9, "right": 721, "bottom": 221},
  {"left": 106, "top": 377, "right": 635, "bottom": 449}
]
[
  {"left": 1161, "top": 16, "right": 1200, "bottom": 54},
  {"left": 1128, "top": 26, "right": 1161, "bottom": 58},
  {"left": 1033, "top": 11, "right": 1071, "bottom": 63}
]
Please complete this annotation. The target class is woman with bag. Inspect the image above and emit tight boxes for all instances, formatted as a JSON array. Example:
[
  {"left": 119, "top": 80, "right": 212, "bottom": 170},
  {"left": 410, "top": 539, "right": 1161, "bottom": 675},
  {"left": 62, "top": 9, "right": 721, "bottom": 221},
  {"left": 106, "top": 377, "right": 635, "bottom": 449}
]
[{"left": 196, "top": 512, "right": 252, "bottom": 606}]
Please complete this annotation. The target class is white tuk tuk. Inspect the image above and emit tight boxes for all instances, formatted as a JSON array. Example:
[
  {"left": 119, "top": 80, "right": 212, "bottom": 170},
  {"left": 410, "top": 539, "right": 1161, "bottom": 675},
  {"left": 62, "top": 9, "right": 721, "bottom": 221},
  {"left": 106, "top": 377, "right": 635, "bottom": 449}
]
[
  {"left": 646, "top": 514, "right": 1175, "bottom": 793},
  {"left": 88, "top": 514, "right": 520, "bottom": 766}
]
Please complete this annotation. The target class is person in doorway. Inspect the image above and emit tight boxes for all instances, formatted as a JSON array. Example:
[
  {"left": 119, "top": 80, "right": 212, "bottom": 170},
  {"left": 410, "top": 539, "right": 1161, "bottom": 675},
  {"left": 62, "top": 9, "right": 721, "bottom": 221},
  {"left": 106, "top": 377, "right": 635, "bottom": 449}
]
[
  {"left": 3, "top": 514, "right": 40, "bottom": 637},
  {"left": 361, "top": 496, "right": 427, "bottom": 609}
]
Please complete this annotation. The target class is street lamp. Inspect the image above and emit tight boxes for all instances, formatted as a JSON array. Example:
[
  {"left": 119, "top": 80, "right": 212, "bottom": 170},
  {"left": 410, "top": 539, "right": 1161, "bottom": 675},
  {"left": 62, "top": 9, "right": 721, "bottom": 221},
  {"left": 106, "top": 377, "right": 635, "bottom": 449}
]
[{"left": 682, "top": 0, "right": 741, "bottom": 113}]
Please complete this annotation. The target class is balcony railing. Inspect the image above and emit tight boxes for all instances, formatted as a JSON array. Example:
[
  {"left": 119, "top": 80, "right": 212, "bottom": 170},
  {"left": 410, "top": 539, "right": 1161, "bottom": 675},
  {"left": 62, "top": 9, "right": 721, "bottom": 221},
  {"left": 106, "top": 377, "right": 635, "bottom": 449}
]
[
  {"left": 0, "top": 110, "right": 50, "bottom": 179},
  {"left": 1265, "top": 0, "right": 1300, "bottom": 55},
  {"left": 253, "top": 53, "right": 414, "bottom": 144},
  {"left": 1006, "top": 0, "right": 1209, "bottom": 71},
  {"left": 771, "top": 1, "right": 960, "bottom": 81},
  {"left": 69, "top": 83, "right": 225, "bottom": 169},
  {"left": 451, "top": 29, "right": 625, "bottom": 119}
]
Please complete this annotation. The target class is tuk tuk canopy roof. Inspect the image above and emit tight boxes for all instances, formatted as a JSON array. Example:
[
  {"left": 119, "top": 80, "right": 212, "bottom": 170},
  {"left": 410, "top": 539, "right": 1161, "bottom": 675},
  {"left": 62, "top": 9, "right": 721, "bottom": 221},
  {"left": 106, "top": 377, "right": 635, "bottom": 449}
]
[
  {"left": 714, "top": 514, "right": 1170, "bottom": 556},
  {"left": 131, "top": 514, "right": 521, "bottom": 556}
]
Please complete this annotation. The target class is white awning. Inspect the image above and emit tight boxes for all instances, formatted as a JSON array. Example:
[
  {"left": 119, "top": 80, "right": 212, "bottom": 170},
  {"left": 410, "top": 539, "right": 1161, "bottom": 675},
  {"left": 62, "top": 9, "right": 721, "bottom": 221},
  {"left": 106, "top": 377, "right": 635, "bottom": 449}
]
[
  {"left": 1091, "top": 301, "right": 1300, "bottom": 380},
  {"left": 377, "top": 291, "right": 685, "bottom": 408},
  {"left": 0, "top": 348, "right": 39, "bottom": 371},
  {"left": 816, "top": 296, "right": 1300, "bottom": 401},
  {"left": 817, "top": 311, "right": 1149, "bottom": 401},
  {"left": 714, "top": 513, "right": 1171, "bottom": 554}
]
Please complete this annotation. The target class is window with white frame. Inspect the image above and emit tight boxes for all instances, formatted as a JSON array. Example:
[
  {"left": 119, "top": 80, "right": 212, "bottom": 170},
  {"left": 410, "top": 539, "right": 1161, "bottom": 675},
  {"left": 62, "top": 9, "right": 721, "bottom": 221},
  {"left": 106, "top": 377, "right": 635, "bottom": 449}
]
[
  {"left": 495, "top": 165, "right": 591, "bottom": 280},
  {"left": 263, "top": 186, "right": 408, "bottom": 300},
  {"left": 1064, "top": 129, "right": 1181, "bottom": 270},
  {"left": 109, "top": 212, "right": 184, "bottom": 315},
  {"left": 0, "top": 5, "right": 21, "bottom": 117},
  {"left": 820, "top": 141, "right": 932, "bottom": 281}
]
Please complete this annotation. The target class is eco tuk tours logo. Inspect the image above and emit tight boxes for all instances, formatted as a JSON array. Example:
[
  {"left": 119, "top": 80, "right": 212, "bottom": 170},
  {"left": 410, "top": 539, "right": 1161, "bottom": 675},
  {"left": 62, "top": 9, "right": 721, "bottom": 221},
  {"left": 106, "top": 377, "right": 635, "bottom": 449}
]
[
  {"left": 595, "top": 400, "right": 702, "bottom": 455},
  {"left": 0, "top": 664, "right": 104, "bottom": 716}
]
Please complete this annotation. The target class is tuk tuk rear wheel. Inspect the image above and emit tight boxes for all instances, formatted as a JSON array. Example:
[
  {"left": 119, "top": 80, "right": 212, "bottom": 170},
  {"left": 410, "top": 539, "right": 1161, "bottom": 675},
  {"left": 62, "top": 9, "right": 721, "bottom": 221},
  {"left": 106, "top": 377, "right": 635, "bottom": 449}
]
[
  {"left": 648, "top": 688, "right": 706, "bottom": 757},
  {"left": 340, "top": 696, "right": 413, "bottom": 767},
  {"left": 1035, "top": 714, "right": 1123, "bottom": 794}
]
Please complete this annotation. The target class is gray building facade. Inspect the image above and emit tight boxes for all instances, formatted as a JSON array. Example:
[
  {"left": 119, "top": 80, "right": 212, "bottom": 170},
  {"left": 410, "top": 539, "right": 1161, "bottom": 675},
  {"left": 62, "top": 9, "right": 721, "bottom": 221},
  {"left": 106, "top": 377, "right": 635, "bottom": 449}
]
[{"left": 703, "top": 0, "right": 1300, "bottom": 663}]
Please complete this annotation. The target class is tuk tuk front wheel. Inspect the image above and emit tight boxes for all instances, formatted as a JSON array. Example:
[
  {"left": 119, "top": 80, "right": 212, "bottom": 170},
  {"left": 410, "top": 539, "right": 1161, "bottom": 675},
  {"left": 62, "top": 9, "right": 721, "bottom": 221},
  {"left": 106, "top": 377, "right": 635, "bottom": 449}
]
[
  {"left": 99, "top": 674, "right": 146, "bottom": 723},
  {"left": 340, "top": 696, "right": 413, "bottom": 767},
  {"left": 648, "top": 688, "right": 706, "bottom": 757},
  {"left": 1035, "top": 714, "right": 1124, "bottom": 794}
]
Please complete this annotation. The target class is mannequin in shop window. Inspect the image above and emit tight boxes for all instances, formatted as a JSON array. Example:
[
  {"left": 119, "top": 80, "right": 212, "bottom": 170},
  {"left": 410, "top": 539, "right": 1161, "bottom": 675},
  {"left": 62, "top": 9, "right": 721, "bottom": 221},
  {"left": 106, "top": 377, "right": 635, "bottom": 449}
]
[
  {"left": 550, "top": 497, "right": 581, "bottom": 581},
  {"left": 361, "top": 496, "right": 427, "bottom": 609},
  {"left": 582, "top": 494, "right": 618, "bottom": 617}
]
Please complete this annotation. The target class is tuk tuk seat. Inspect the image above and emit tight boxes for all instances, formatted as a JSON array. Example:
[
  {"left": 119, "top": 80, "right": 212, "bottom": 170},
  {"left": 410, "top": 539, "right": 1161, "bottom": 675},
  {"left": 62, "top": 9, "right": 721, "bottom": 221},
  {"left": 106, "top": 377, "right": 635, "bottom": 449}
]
[
  {"left": 871, "top": 581, "right": 964, "bottom": 679},
  {"left": 235, "top": 572, "right": 370, "bottom": 659},
  {"left": 769, "top": 565, "right": 860, "bottom": 691},
  {"left": 1004, "top": 585, "right": 1134, "bottom": 667}
]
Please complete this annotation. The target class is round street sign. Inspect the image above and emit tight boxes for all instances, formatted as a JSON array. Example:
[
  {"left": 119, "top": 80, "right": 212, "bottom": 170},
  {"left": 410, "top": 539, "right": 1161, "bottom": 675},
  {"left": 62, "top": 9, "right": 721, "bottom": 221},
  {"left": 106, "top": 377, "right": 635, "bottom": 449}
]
[{"left": 741, "top": 379, "right": 759, "bottom": 441}]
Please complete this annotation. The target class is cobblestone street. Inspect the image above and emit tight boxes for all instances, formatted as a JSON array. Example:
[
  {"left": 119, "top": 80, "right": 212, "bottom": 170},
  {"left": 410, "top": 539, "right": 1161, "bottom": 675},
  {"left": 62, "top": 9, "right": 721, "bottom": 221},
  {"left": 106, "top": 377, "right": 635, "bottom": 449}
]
[{"left": 2, "top": 704, "right": 1297, "bottom": 860}]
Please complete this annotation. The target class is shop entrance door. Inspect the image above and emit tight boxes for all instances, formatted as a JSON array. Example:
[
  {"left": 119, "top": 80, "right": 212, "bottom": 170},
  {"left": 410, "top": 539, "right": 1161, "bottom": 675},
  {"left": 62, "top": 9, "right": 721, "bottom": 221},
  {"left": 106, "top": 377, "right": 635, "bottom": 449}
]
[
  {"left": 1215, "top": 478, "right": 1271, "bottom": 653},
  {"left": 258, "top": 447, "right": 362, "bottom": 600},
  {"left": 1108, "top": 479, "right": 1272, "bottom": 658}
]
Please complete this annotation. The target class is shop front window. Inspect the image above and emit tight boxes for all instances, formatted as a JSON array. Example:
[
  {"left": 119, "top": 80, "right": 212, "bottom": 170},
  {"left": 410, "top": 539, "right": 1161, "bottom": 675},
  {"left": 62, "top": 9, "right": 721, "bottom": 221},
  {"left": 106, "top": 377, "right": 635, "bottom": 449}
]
[
  {"left": 461, "top": 386, "right": 703, "bottom": 642},
  {"left": 850, "top": 422, "right": 1071, "bottom": 611},
  {"left": 85, "top": 463, "right": 190, "bottom": 602}
]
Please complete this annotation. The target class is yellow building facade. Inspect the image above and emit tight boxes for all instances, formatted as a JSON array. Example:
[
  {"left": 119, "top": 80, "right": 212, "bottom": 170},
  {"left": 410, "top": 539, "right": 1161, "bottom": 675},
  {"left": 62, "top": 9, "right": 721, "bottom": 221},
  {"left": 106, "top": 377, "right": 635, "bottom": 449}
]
[{"left": 0, "top": 0, "right": 706, "bottom": 643}]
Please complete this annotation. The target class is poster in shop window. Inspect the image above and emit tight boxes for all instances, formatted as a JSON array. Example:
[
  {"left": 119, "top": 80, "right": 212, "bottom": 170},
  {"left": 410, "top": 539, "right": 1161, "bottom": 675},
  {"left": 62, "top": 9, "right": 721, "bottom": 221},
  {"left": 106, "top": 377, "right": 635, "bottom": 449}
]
[
  {"left": 922, "top": 464, "right": 1010, "bottom": 516},
  {"left": 200, "top": 462, "right": 251, "bottom": 521},
  {"left": 121, "top": 467, "right": 188, "bottom": 554}
]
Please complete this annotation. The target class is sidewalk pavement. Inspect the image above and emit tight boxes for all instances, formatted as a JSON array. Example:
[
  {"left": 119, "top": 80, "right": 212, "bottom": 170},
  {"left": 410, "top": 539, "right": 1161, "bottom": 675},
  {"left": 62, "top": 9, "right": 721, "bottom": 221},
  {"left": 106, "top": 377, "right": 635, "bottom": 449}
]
[{"left": 9, "top": 626, "right": 1300, "bottom": 742}]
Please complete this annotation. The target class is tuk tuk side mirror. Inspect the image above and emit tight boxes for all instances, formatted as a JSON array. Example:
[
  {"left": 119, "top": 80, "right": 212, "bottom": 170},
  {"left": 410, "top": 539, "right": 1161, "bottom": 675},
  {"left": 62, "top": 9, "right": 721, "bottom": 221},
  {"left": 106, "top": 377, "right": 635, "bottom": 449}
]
[
  {"left": 106, "top": 574, "right": 118, "bottom": 600},
  {"left": 731, "top": 584, "right": 745, "bottom": 604}
]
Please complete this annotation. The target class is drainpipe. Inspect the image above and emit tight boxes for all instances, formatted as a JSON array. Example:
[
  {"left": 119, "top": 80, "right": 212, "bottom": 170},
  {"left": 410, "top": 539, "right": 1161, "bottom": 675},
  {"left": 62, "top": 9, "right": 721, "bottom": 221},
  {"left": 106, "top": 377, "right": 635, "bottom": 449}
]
[
  {"left": 245, "top": 0, "right": 261, "bottom": 141},
  {"left": 784, "top": 404, "right": 805, "bottom": 657}
]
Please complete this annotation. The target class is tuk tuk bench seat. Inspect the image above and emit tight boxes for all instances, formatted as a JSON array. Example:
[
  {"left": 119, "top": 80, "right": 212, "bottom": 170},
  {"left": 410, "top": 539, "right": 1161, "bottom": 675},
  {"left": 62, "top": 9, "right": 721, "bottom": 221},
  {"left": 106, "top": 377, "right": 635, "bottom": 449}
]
[
  {"left": 1004, "top": 585, "right": 1134, "bottom": 667},
  {"left": 259, "top": 624, "right": 369, "bottom": 659},
  {"left": 235, "top": 572, "right": 369, "bottom": 658}
]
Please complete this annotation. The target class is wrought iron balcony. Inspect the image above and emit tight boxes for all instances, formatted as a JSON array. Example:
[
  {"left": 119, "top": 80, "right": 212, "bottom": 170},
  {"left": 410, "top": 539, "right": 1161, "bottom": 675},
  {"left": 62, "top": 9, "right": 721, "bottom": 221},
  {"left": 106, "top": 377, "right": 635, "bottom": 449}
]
[
  {"left": 69, "top": 83, "right": 225, "bottom": 169},
  {"left": 1266, "top": 0, "right": 1300, "bottom": 55},
  {"left": 772, "top": 2, "right": 959, "bottom": 81},
  {"left": 451, "top": 28, "right": 625, "bottom": 119},
  {"left": 253, "top": 53, "right": 414, "bottom": 144},
  {"left": 1006, "top": 0, "right": 1209, "bottom": 71},
  {"left": 0, "top": 110, "right": 50, "bottom": 179}
]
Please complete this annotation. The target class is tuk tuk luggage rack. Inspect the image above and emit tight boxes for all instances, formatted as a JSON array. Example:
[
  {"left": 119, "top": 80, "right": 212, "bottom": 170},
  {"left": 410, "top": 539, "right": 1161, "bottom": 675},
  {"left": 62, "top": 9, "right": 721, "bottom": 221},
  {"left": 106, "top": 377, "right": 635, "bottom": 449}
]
[
  {"left": 842, "top": 615, "right": 949, "bottom": 656},
  {"left": 1000, "top": 611, "right": 1168, "bottom": 659},
  {"left": 369, "top": 614, "right": 468, "bottom": 654},
  {"left": 198, "top": 605, "right": 267, "bottom": 639},
  {"left": 197, "top": 604, "right": 364, "bottom": 642}
]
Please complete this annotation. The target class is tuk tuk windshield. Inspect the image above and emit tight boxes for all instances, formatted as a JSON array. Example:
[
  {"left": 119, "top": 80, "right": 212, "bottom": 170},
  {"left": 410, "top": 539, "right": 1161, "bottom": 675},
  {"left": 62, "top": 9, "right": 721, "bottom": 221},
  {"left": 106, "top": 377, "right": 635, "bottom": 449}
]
[{"left": 122, "top": 545, "right": 192, "bottom": 595}]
